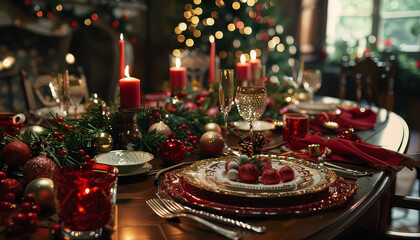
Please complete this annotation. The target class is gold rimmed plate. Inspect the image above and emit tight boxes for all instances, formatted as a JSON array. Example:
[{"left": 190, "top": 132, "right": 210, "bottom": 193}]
[
  {"left": 183, "top": 154, "right": 337, "bottom": 198},
  {"left": 233, "top": 120, "right": 276, "bottom": 132}
]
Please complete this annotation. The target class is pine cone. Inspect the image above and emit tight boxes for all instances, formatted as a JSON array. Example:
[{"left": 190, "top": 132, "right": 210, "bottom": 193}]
[
  {"left": 252, "top": 132, "right": 267, "bottom": 151},
  {"left": 239, "top": 140, "right": 254, "bottom": 156}
]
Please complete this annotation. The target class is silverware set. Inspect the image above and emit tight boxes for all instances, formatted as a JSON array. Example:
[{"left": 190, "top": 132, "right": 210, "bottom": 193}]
[{"left": 147, "top": 191, "right": 267, "bottom": 239}]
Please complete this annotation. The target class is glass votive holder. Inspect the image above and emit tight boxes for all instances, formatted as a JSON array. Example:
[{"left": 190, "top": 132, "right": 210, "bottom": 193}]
[
  {"left": 53, "top": 163, "right": 118, "bottom": 239},
  {"left": 282, "top": 113, "right": 309, "bottom": 141}
]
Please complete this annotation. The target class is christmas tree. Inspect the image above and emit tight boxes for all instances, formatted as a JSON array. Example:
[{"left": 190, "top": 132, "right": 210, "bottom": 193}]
[{"left": 172, "top": 0, "right": 297, "bottom": 83}]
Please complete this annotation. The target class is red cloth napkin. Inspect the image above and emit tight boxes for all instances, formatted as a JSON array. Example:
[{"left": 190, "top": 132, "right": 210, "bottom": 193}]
[
  {"left": 310, "top": 107, "right": 377, "bottom": 132},
  {"left": 289, "top": 132, "right": 419, "bottom": 171}
]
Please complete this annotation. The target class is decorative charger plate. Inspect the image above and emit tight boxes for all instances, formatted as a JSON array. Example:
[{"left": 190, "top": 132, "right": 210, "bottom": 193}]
[
  {"left": 183, "top": 155, "right": 337, "bottom": 198},
  {"left": 288, "top": 102, "right": 336, "bottom": 115},
  {"left": 162, "top": 169, "right": 358, "bottom": 217},
  {"left": 234, "top": 120, "right": 275, "bottom": 131}
]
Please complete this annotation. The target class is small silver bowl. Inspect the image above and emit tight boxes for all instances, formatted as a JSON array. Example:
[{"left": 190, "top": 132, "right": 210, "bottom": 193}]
[{"left": 94, "top": 150, "right": 154, "bottom": 175}]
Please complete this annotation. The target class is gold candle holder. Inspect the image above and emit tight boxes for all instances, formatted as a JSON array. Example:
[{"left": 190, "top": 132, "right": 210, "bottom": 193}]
[{"left": 117, "top": 108, "right": 142, "bottom": 150}]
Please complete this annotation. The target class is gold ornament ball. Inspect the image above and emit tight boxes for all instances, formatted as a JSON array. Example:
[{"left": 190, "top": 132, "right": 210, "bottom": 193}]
[
  {"left": 23, "top": 178, "right": 55, "bottom": 210},
  {"left": 200, "top": 131, "right": 225, "bottom": 155},
  {"left": 25, "top": 125, "right": 45, "bottom": 136},
  {"left": 92, "top": 131, "right": 114, "bottom": 153},
  {"left": 203, "top": 123, "right": 221, "bottom": 133},
  {"left": 148, "top": 121, "right": 172, "bottom": 138},
  {"left": 84, "top": 93, "right": 106, "bottom": 111},
  {"left": 164, "top": 97, "right": 184, "bottom": 113}
]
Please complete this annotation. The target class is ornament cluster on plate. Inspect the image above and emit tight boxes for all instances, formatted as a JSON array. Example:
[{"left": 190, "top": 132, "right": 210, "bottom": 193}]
[{"left": 224, "top": 155, "right": 295, "bottom": 185}]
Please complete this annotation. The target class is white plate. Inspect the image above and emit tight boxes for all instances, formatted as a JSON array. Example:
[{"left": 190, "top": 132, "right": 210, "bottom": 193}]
[
  {"left": 234, "top": 121, "right": 275, "bottom": 131},
  {"left": 118, "top": 163, "right": 152, "bottom": 177},
  {"left": 288, "top": 102, "right": 336, "bottom": 115},
  {"left": 183, "top": 155, "right": 337, "bottom": 198}
]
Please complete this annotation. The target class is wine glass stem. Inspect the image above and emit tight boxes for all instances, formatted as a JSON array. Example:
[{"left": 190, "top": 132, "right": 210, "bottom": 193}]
[
  {"left": 309, "top": 92, "right": 314, "bottom": 103},
  {"left": 74, "top": 105, "right": 78, "bottom": 119},
  {"left": 223, "top": 111, "right": 229, "bottom": 150},
  {"left": 249, "top": 121, "right": 254, "bottom": 140}
]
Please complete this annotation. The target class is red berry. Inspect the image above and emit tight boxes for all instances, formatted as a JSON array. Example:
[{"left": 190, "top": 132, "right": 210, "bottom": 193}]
[
  {"left": 31, "top": 205, "right": 41, "bottom": 214},
  {"left": 183, "top": 141, "right": 189, "bottom": 146},
  {"left": 57, "top": 136, "right": 64, "bottom": 142},
  {"left": 153, "top": 107, "right": 158, "bottom": 112},
  {"left": 279, "top": 166, "right": 295, "bottom": 182},
  {"left": 168, "top": 133, "right": 176, "bottom": 139},
  {"left": 4, "top": 192, "right": 15, "bottom": 202},
  {"left": 60, "top": 150, "right": 67, "bottom": 157},
  {"left": 226, "top": 131, "right": 231, "bottom": 135},
  {"left": 187, "top": 132, "right": 192, "bottom": 135},
  {"left": 78, "top": 149, "right": 85, "bottom": 156},
  {"left": 193, "top": 136, "right": 198, "bottom": 140},
  {"left": 84, "top": 155, "right": 91, "bottom": 161},
  {"left": 0, "top": 171, "right": 6, "bottom": 180},
  {"left": 148, "top": 116, "right": 154, "bottom": 121},
  {"left": 27, "top": 212, "right": 38, "bottom": 219},
  {"left": 21, "top": 202, "right": 33, "bottom": 213},
  {"left": 182, "top": 124, "right": 186, "bottom": 129},
  {"left": 187, "top": 146, "right": 194, "bottom": 152},
  {"left": 64, "top": 124, "right": 72, "bottom": 132},
  {"left": 262, "top": 168, "right": 281, "bottom": 185},
  {"left": 58, "top": 117, "right": 64, "bottom": 122},
  {"left": 14, "top": 213, "right": 28, "bottom": 223},
  {"left": 155, "top": 112, "right": 160, "bottom": 117},
  {"left": 7, "top": 220, "right": 15, "bottom": 228},
  {"left": 89, "top": 159, "right": 95, "bottom": 163},
  {"left": 189, "top": 135, "right": 194, "bottom": 140},
  {"left": 267, "top": 137, "right": 271, "bottom": 142},
  {"left": 192, "top": 140, "right": 197, "bottom": 144},
  {"left": 53, "top": 132, "right": 60, "bottom": 138},
  {"left": 0, "top": 201, "right": 12, "bottom": 212}
]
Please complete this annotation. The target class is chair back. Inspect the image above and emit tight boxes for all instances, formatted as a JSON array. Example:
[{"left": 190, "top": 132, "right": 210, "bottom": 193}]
[{"left": 339, "top": 55, "right": 396, "bottom": 110}]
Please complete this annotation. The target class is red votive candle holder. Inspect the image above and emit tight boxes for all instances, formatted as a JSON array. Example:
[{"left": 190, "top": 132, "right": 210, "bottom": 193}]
[
  {"left": 54, "top": 163, "right": 118, "bottom": 239},
  {"left": 282, "top": 113, "right": 309, "bottom": 141}
]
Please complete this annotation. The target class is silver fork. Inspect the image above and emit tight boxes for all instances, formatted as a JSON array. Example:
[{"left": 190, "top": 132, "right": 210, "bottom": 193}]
[
  {"left": 146, "top": 198, "right": 241, "bottom": 240},
  {"left": 156, "top": 192, "right": 266, "bottom": 233}
]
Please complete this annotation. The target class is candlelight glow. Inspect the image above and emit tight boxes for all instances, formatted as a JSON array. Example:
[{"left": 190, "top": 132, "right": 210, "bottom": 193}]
[
  {"left": 175, "top": 57, "right": 181, "bottom": 68},
  {"left": 240, "top": 54, "right": 246, "bottom": 64},
  {"left": 124, "top": 65, "right": 130, "bottom": 77},
  {"left": 250, "top": 50, "right": 256, "bottom": 60},
  {"left": 120, "top": 33, "right": 123, "bottom": 41},
  {"left": 66, "top": 53, "right": 75, "bottom": 64},
  {"left": 209, "top": 35, "right": 214, "bottom": 43}
]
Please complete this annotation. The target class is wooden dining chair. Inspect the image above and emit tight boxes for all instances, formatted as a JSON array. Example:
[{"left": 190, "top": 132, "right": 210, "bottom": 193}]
[{"left": 339, "top": 55, "right": 396, "bottom": 111}]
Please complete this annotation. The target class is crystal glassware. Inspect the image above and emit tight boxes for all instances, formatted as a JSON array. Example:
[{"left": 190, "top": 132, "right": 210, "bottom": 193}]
[
  {"left": 218, "top": 69, "right": 235, "bottom": 153},
  {"left": 235, "top": 86, "right": 268, "bottom": 138},
  {"left": 282, "top": 113, "right": 309, "bottom": 141},
  {"left": 68, "top": 70, "right": 87, "bottom": 118},
  {"left": 57, "top": 71, "right": 70, "bottom": 116},
  {"left": 302, "top": 69, "right": 322, "bottom": 103},
  {"left": 53, "top": 163, "right": 118, "bottom": 239}
]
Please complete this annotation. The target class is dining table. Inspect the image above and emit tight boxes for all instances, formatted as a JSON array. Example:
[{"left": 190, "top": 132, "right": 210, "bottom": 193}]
[{"left": 6, "top": 96, "right": 410, "bottom": 240}]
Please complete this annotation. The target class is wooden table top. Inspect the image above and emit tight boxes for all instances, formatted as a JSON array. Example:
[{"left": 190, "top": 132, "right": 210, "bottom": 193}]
[{"left": 8, "top": 97, "right": 410, "bottom": 240}]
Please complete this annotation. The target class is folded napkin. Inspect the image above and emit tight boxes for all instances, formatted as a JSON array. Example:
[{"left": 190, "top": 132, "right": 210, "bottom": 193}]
[
  {"left": 310, "top": 107, "right": 377, "bottom": 132},
  {"left": 290, "top": 132, "right": 420, "bottom": 171}
]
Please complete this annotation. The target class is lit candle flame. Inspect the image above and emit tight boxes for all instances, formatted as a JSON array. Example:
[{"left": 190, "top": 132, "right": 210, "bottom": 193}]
[
  {"left": 175, "top": 57, "right": 181, "bottom": 68},
  {"left": 250, "top": 50, "right": 256, "bottom": 60},
  {"left": 209, "top": 35, "right": 214, "bottom": 43},
  {"left": 240, "top": 54, "right": 246, "bottom": 64},
  {"left": 120, "top": 33, "right": 123, "bottom": 41},
  {"left": 124, "top": 65, "right": 130, "bottom": 77}
]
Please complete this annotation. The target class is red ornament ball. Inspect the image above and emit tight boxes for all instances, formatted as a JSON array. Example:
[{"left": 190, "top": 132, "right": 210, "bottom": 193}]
[
  {"left": 262, "top": 168, "right": 281, "bottom": 185},
  {"left": 279, "top": 166, "right": 295, "bottom": 182},
  {"left": 22, "top": 156, "right": 57, "bottom": 184},
  {"left": 0, "top": 178, "right": 23, "bottom": 196},
  {"left": 238, "top": 163, "right": 259, "bottom": 183},
  {"left": 159, "top": 139, "right": 186, "bottom": 164},
  {"left": 199, "top": 131, "right": 225, "bottom": 155},
  {"left": 1, "top": 141, "right": 32, "bottom": 168},
  {"left": 4, "top": 192, "right": 15, "bottom": 202}
]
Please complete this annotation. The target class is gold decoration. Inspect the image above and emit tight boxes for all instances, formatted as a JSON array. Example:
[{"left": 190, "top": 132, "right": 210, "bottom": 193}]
[
  {"left": 147, "top": 121, "right": 172, "bottom": 138},
  {"left": 164, "top": 97, "right": 184, "bottom": 113},
  {"left": 84, "top": 93, "right": 106, "bottom": 112},
  {"left": 92, "top": 131, "right": 114, "bottom": 153},
  {"left": 23, "top": 178, "right": 55, "bottom": 210},
  {"left": 203, "top": 122, "right": 221, "bottom": 133},
  {"left": 199, "top": 131, "right": 224, "bottom": 155},
  {"left": 24, "top": 125, "right": 45, "bottom": 136}
]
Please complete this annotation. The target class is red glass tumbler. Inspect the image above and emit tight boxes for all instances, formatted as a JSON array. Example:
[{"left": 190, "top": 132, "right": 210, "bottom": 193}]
[
  {"left": 282, "top": 113, "right": 309, "bottom": 141},
  {"left": 54, "top": 163, "right": 118, "bottom": 239}
]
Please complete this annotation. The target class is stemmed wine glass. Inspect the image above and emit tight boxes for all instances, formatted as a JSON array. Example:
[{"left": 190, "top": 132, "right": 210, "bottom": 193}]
[
  {"left": 218, "top": 69, "right": 235, "bottom": 153},
  {"left": 302, "top": 69, "right": 322, "bottom": 103},
  {"left": 68, "top": 70, "right": 87, "bottom": 118},
  {"left": 289, "top": 58, "right": 304, "bottom": 92},
  {"left": 235, "top": 85, "right": 268, "bottom": 139}
]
